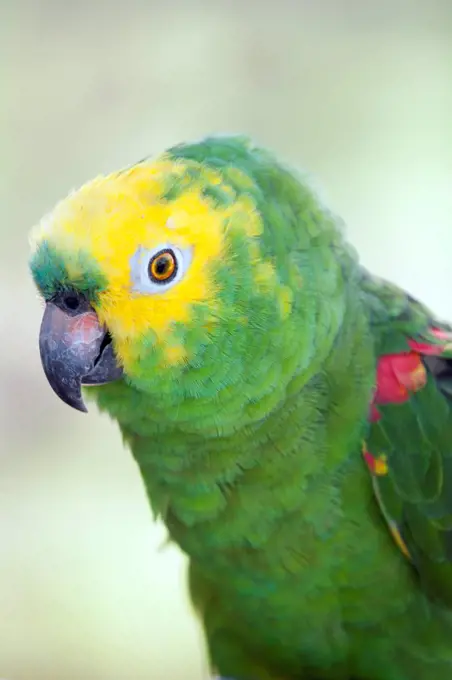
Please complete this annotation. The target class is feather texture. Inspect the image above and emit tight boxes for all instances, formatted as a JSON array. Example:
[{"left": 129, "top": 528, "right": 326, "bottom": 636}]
[{"left": 30, "top": 136, "right": 452, "bottom": 679}]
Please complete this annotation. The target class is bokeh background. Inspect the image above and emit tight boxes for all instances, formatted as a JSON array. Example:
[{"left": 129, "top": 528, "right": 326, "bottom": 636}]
[{"left": 2, "top": 1, "right": 451, "bottom": 678}]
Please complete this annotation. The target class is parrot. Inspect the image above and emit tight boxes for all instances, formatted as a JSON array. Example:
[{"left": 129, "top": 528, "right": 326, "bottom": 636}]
[{"left": 29, "top": 134, "right": 452, "bottom": 680}]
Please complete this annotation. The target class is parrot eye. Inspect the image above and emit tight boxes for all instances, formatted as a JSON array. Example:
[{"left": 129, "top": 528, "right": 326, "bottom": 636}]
[
  {"left": 130, "top": 243, "right": 192, "bottom": 294},
  {"left": 148, "top": 248, "right": 178, "bottom": 284}
]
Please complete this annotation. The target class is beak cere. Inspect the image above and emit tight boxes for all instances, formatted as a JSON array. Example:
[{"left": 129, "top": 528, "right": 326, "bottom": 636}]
[{"left": 39, "top": 301, "right": 123, "bottom": 412}]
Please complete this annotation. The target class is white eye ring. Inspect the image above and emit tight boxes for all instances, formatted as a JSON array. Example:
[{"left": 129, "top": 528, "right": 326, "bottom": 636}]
[{"left": 130, "top": 243, "right": 192, "bottom": 294}]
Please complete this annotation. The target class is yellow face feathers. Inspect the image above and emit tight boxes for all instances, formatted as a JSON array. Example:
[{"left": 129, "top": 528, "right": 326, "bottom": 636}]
[{"left": 30, "top": 157, "right": 263, "bottom": 370}]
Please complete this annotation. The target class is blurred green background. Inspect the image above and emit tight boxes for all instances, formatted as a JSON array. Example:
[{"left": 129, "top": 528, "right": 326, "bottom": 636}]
[{"left": 1, "top": 1, "right": 451, "bottom": 678}]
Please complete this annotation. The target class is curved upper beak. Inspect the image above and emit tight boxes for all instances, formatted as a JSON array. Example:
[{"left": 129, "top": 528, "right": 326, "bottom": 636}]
[{"left": 39, "top": 302, "right": 123, "bottom": 413}]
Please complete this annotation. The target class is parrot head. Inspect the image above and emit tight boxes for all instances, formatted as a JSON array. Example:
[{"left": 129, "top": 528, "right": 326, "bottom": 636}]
[{"left": 30, "top": 136, "right": 346, "bottom": 428}]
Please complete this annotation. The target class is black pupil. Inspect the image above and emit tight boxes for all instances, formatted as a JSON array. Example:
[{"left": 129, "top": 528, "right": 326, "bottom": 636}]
[{"left": 156, "top": 255, "right": 171, "bottom": 275}]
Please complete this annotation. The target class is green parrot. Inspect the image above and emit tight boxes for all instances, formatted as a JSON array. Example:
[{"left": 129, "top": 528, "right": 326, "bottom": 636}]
[{"left": 29, "top": 135, "right": 452, "bottom": 680}]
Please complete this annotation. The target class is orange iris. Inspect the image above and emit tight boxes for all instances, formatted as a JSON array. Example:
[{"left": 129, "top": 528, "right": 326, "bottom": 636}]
[{"left": 149, "top": 249, "right": 177, "bottom": 282}]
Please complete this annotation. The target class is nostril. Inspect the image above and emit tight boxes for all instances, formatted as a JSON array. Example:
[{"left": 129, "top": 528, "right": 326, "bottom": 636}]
[
  {"left": 63, "top": 295, "right": 81, "bottom": 312},
  {"left": 52, "top": 290, "right": 91, "bottom": 315}
]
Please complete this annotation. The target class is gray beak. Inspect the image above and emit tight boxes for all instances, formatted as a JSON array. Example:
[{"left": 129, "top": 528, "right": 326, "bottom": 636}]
[{"left": 39, "top": 300, "right": 123, "bottom": 412}]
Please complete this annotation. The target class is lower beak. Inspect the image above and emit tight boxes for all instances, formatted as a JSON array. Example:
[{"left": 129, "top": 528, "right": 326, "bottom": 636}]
[{"left": 39, "top": 302, "right": 123, "bottom": 413}]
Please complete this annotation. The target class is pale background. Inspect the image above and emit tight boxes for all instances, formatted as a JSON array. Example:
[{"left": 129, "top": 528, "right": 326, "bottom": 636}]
[{"left": 1, "top": 1, "right": 451, "bottom": 679}]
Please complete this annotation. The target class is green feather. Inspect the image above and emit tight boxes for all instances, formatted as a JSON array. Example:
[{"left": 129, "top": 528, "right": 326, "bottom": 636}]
[{"left": 31, "top": 135, "right": 452, "bottom": 679}]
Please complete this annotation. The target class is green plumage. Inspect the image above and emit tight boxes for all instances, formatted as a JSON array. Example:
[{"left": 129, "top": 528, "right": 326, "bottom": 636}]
[{"left": 30, "top": 136, "right": 452, "bottom": 679}]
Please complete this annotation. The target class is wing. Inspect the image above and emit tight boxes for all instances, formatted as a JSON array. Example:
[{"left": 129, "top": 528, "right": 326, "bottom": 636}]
[{"left": 362, "top": 274, "right": 452, "bottom": 607}]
